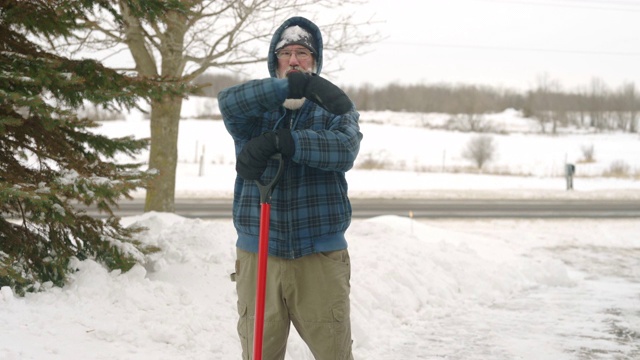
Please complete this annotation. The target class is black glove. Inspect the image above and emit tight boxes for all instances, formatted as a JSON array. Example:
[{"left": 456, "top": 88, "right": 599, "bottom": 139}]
[
  {"left": 287, "top": 72, "right": 352, "bottom": 115},
  {"left": 236, "top": 129, "right": 295, "bottom": 180}
]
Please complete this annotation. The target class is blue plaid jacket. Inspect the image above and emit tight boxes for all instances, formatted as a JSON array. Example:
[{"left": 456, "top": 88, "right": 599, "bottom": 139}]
[{"left": 219, "top": 77, "right": 362, "bottom": 259}]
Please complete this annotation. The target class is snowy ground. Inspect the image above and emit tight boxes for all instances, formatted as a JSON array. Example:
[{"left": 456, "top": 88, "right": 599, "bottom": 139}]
[
  {"left": 1, "top": 107, "right": 639, "bottom": 359},
  {"left": 1, "top": 216, "right": 638, "bottom": 359}
]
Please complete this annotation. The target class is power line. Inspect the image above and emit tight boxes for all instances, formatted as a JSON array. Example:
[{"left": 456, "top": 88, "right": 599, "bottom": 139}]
[
  {"left": 468, "top": 0, "right": 640, "bottom": 12},
  {"left": 384, "top": 41, "right": 640, "bottom": 57},
  {"left": 560, "top": 0, "right": 640, "bottom": 7},
  {"left": 382, "top": 1, "right": 640, "bottom": 58}
]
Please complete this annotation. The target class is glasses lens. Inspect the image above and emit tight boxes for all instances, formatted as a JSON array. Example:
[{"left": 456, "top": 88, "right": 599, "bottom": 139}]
[
  {"left": 277, "top": 50, "right": 291, "bottom": 59},
  {"left": 276, "top": 49, "right": 312, "bottom": 59},
  {"left": 295, "top": 50, "right": 310, "bottom": 59}
]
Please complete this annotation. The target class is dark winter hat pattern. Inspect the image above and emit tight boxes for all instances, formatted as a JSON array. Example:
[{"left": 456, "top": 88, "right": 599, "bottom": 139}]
[{"left": 275, "top": 25, "right": 316, "bottom": 54}]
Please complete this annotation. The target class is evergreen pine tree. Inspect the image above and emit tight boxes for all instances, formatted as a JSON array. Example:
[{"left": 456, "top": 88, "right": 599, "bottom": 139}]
[{"left": 0, "top": 0, "right": 180, "bottom": 295}]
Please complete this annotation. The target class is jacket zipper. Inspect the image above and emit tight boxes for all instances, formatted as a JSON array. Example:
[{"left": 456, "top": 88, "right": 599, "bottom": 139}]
[{"left": 286, "top": 109, "right": 297, "bottom": 259}]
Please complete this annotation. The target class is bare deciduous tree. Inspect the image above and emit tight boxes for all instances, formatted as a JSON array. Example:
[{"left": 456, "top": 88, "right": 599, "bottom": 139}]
[
  {"left": 588, "top": 77, "right": 608, "bottom": 131},
  {"left": 580, "top": 144, "right": 595, "bottom": 163},
  {"left": 459, "top": 85, "right": 491, "bottom": 132},
  {"left": 528, "top": 73, "right": 564, "bottom": 134},
  {"left": 49, "top": 0, "right": 378, "bottom": 212},
  {"left": 612, "top": 82, "right": 639, "bottom": 133},
  {"left": 462, "top": 135, "right": 496, "bottom": 170}
]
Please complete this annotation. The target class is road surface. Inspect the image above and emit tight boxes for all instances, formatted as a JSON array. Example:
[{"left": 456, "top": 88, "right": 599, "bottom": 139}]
[{"left": 80, "top": 198, "right": 640, "bottom": 219}]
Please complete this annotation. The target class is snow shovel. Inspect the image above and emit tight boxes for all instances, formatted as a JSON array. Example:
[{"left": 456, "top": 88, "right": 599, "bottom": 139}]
[{"left": 253, "top": 153, "right": 284, "bottom": 360}]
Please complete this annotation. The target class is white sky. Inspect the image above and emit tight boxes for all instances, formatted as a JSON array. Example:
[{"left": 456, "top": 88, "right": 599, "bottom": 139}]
[
  {"left": 89, "top": 0, "right": 640, "bottom": 92},
  {"left": 314, "top": 0, "right": 640, "bottom": 91}
]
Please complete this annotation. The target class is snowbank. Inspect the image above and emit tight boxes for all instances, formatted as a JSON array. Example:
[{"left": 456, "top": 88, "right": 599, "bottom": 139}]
[{"left": 0, "top": 213, "right": 576, "bottom": 359}]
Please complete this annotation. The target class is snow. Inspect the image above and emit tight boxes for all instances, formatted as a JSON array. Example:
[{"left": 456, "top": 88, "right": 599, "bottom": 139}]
[
  {"left": 275, "top": 25, "right": 314, "bottom": 51},
  {"left": 1, "top": 99, "right": 639, "bottom": 359}
]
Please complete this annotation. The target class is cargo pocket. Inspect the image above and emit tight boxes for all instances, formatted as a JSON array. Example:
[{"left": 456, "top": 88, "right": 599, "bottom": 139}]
[
  {"left": 331, "top": 305, "right": 353, "bottom": 360},
  {"left": 332, "top": 306, "right": 345, "bottom": 322},
  {"left": 237, "top": 301, "right": 250, "bottom": 360}
]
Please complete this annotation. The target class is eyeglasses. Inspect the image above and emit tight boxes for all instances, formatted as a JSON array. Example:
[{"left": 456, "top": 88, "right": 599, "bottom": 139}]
[{"left": 275, "top": 49, "right": 313, "bottom": 60}]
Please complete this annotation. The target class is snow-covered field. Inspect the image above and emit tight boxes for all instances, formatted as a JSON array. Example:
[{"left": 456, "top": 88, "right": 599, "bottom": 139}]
[
  {"left": 101, "top": 97, "right": 640, "bottom": 200},
  {"left": 1, "top": 100, "right": 639, "bottom": 359}
]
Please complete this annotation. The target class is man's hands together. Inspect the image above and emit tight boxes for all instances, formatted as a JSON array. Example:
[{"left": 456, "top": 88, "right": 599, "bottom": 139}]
[
  {"left": 237, "top": 73, "right": 351, "bottom": 180},
  {"left": 287, "top": 72, "right": 352, "bottom": 115},
  {"left": 236, "top": 129, "right": 295, "bottom": 180}
]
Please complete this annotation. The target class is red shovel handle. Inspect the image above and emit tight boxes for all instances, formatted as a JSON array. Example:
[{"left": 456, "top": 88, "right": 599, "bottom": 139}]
[
  {"left": 253, "top": 154, "right": 284, "bottom": 360},
  {"left": 253, "top": 202, "right": 270, "bottom": 360}
]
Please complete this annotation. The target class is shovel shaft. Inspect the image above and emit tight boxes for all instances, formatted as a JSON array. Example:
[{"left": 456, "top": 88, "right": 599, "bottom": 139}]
[
  {"left": 252, "top": 153, "right": 284, "bottom": 360},
  {"left": 253, "top": 202, "right": 271, "bottom": 360}
]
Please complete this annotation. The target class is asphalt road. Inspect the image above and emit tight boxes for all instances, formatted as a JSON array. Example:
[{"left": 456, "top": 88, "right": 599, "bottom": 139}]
[{"left": 83, "top": 198, "right": 640, "bottom": 219}]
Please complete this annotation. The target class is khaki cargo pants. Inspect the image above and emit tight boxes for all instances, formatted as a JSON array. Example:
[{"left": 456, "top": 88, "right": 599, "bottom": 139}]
[{"left": 234, "top": 248, "right": 354, "bottom": 360}]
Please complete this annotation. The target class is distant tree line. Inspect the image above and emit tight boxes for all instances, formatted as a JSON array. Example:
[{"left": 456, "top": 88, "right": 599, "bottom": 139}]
[{"left": 198, "top": 73, "right": 640, "bottom": 133}]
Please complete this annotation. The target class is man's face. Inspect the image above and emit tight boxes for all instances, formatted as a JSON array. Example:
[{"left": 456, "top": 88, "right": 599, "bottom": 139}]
[{"left": 276, "top": 45, "right": 315, "bottom": 79}]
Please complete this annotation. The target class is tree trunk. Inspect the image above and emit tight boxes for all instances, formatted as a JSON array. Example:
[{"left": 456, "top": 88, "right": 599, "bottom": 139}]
[
  {"left": 145, "top": 94, "right": 183, "bottom": 212},
  {"left": 142, "top": 7, "right": 187, "bottom": 213},
  {"left": 630, "top": 111, "right": 638, "bottom": 133}
]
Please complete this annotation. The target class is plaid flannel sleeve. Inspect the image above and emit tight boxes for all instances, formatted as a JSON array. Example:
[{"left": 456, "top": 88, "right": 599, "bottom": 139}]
[
  {"left": 292, "top": 108, "right": 362, "bottom": 172},
  {"left": 219, "top": 78, "right": 288, "bottom": 141}
]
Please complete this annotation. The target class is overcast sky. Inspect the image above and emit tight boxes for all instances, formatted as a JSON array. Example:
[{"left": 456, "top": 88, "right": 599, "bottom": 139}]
[
  {"left": 297, "top": 0, "right": 640, "bottom": 91},
  {"left": 92, "top": 0, "right": 640, "bottom": 93}
]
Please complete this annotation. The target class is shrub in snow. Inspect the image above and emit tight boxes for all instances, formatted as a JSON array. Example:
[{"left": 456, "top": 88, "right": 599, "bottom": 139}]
[
  {"left": 580, "top": 144, "right": 596, "bottom": 163},
  {"left": 605, "top": 160, "right": 630, "bottom": 178},
  {"left": 462, "top": 135, "right": 497, "bottom": 170}
]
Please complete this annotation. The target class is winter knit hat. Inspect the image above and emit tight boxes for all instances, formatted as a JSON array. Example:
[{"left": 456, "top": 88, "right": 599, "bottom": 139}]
[{"left": 275, "top": 25, "right": 316, "bottom": 54}]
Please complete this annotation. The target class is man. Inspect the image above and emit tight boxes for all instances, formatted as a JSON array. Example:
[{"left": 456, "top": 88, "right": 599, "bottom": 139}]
[{"left": 218, "top": 16, "right": 362, "bottom": 360}]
